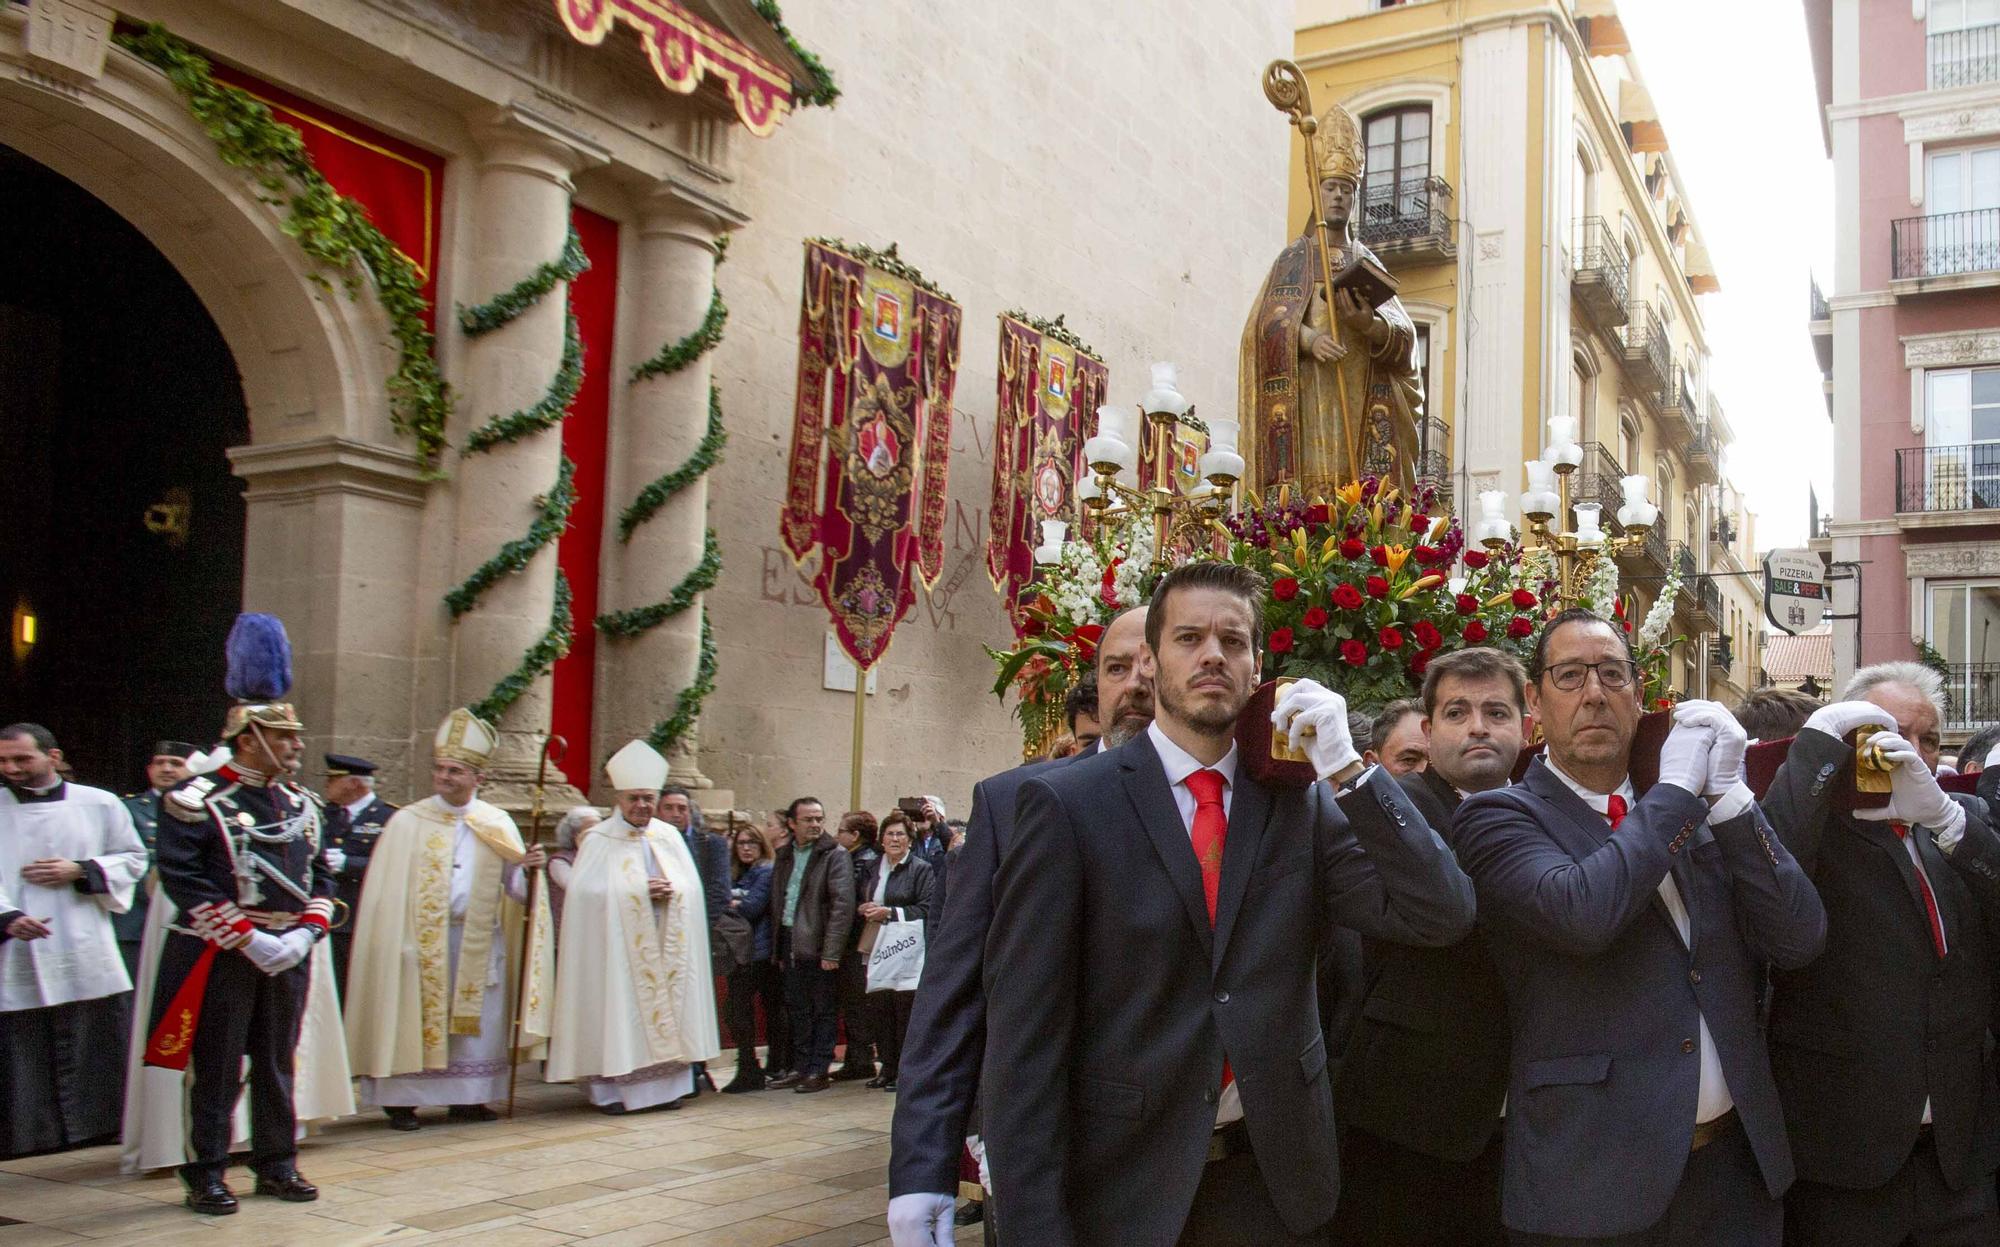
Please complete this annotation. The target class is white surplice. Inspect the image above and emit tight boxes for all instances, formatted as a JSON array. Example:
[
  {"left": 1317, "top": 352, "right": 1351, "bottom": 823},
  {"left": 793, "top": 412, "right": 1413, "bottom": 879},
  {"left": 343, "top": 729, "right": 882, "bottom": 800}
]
[
  {"left": 0, "top": 784, "right": 147, "bottom": 1010},
  {"left": 546, "top": 815, "right": 719, "bottom": 1109}
]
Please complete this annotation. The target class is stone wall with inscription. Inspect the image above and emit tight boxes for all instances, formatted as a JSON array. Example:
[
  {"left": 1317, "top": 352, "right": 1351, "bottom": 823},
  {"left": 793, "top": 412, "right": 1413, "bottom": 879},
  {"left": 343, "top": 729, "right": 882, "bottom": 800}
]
[{"left": 700, "top": 0, "right": 1294, "bottom": 814}]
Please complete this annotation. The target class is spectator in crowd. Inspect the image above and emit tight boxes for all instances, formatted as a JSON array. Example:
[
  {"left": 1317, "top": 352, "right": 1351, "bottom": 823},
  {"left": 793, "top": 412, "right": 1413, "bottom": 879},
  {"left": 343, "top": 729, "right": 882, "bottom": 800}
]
[
  {"left": 832, "top": 810, "right": 881, "bottom": 1082},
  {"left": 661, "top": 784, "right": 730, "bottom": 1094},
  {"left": 766, "top": 809, "right": 791, "bottom": 854},
  {"left": 859, "top": 812, "right": 936, "bottom": 1093},
  {"left": 1045, "top": 733, "right": 1080, "bottom": 760},
  {"left": 1373, "top": 698, "right": 1429, "bottom": 777},
  {"left": 1954, "top": 722, "right": 2000, "bottom": 774},
  {"left": 544, "top": 805, "right": 601, "bottom": 931},
  {"left": 769, "top": 798, "right": 854, "bottom": 1094},
  {"left": 1350, "top": 709, "right": 1377, "bottom": 764},
  {"left": 721, "top": 822, "right": 780, "bottom": 1092},
  {"left": 1731, "top": 687, "right": 1824, "bottom": 743},
  {"left": 1065, "top": 672, "right": 1102, "bottom": 754}
]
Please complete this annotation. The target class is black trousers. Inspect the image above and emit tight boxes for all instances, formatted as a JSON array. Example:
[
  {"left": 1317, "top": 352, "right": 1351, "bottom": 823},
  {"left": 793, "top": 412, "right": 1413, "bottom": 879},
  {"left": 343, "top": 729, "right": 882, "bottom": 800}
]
[
  {"left": 331, "top": 931, "right": 353, "bottom": 998},
  {"left": 173, "top": 941, "right": 310, "bottom": 1185},
  {"left": 1335, "top": 1124, "right": 1506, "bottom": 1246},
  {"left": 1177, "top": 1138, "right": 1330, "bottom": 1246},
  {"left": 1785, "top": 1131, "right": 2000, "bottom": 1247},
  {"left": 725, "top": 961, "right": 787, "bottom": 1070},
  {"left": 835, "top": 947, "right": 874, "bottom": 1065},
  {"left": 784, "top": 956, "right": 840, "bottom": 1077},
  {"left": 1511, "top": 1118, "right": 1781, "bottom": 1246},
  {"left": 870, "top": 988, "right": 916, "bottom": 1079}
]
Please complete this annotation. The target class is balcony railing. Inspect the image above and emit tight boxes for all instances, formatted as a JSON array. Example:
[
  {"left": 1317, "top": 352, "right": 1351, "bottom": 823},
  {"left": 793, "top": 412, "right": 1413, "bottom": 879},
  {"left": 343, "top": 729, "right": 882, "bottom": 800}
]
[
  {"left": 1809, "top": 276, "right": 1831, "bottom": 322},
  {"left": 1944, "top": 662, "right": 2000, "bottom": 729},
  {"left": 1573, "top": 441, "right": 1626, "bottom": 530},
  {"left": 1688, "top": 420, "right": 1719, "bottom": 482},
  {"left": 1372, "top": 415, "right": 1454, "bottom": 509},
  {"left": 1892, "top": 207, "right": 2000, "bottom": 281},
  {"left": 1659, "top": 368, "right": 1699, "bottom": 444},
  {"left": 1698, "top": 573, "right": 1722, "bottom": 625},
  {"left": 1930, "top": 23, "right": 2000, "bottom": 89},
  {"left": 1616, "top": 520, "right": 1670, "bottom": 573},
  {"left": 1895, "top": 443, "right": 2000, "bottom": 512},
  {"left": 1711, "top": 631, "right": 1734, "bottom": 675},
  {"left": 1357, "top": 177, "right": 1456, "bottom": 264},
  {"left": 1571, "top": 216, "right": 1630, "bottom": 328},
  {"left": 1620, "top": 302, "right": 1669, "bottom": 392}
]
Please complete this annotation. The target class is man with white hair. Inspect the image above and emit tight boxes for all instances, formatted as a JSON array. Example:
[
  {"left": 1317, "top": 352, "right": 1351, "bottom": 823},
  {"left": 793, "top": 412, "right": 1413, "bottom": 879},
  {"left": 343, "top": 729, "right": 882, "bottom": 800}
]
[
  {"left": 1763, "top": 661, "right": 2000, "bottom": 1246},
  {"left": 546, "top": 742, "right": 719, "bottom": 1113}
]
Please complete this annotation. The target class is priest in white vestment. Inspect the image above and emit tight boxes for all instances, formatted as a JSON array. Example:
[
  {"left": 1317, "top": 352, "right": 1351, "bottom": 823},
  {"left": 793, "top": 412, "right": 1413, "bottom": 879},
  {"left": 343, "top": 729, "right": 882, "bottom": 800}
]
[
  {"left": 343, "top": 709, "right": 554, "bottom": 1130},
  {"left": 547, "top": 740, "right": 720, "bottom": 1114},
  {"left": 0, "top": 722, "right": 148, "bottom": 1157}
]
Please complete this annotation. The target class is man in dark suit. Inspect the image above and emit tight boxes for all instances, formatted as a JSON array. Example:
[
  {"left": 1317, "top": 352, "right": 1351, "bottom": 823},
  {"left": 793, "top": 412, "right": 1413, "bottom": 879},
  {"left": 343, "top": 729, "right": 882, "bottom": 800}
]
[
  {"left": 1335, "top": 646, "right": 1530, "bottom": 1246},
  {"left": 321, "top": 753, "right": 395, "bottom": 994},
  {"left": 1762, "top": 665, "right": 2000, "bottom": 1245},
  {"left": 1455, "top": 608, "right": 1826, "bottom": 1246},
  {"left": 979, "top": 562, "right": 1476, "bottom": 1246},
  {"left": 887, "top": 604, "right": 1155, "bottom": 1246},
  {"left": 662, "top": 783, "right": 730, "bottom": 1095}
]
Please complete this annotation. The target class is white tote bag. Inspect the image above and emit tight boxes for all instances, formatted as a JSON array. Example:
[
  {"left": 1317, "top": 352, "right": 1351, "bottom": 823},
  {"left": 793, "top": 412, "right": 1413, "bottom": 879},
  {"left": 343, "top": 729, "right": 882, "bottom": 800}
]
[{"left": 866, "top": 918, "right": 926, "bottom": 992}]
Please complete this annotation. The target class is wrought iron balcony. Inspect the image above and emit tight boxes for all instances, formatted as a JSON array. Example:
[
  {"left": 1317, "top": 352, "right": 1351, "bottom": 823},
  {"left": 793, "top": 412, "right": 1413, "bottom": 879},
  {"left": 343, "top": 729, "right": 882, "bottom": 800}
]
[
  {"left": 1572, "top": 441, "right": 1627, "bottom": 531},
  {"left": 1711, "top": 631, "right": 1734, "bottom": 675},
  {"left": 1809, "top": 276, "right": 1831, "bottom": 323},
  {"left": 1620, "top": 302, "right": 1669, "bottom": 393},
  {"left": 1697, "top": 573, "right": 1722, "bottom": 628},
  {"left": 1895, "top": 443, "right": 2000, "bottom": 513},
  {"left": 1713, "top": 514, "right": 1738, "bottom": 549},
  {"left": 1571, "top": 217, "right": 1630, "bottom": 328},
  {"left": 1615, "top": 520, "right": 1670, "bottom": 575},
  {"left": 1414, "top": 416, "right": 1452, "bottom": 510},
  {"left": 1688, "top": 420, "right": 1720, "bottom": 484},
  {"left": 1944, "top": 662, "right": 2000, "bottom": 730},
  {"left": 1658, "top": 368, "right": 1699, "bottom": 446},
  {"left": 1930, "top": 22, "right": 2000, "bottom": 89},
  {"left": 1892, "top": 207, "right": 2000, "bottom": 282},
  {"left": 1357, "top": 177, "right": 1457, "bottom": 266}
]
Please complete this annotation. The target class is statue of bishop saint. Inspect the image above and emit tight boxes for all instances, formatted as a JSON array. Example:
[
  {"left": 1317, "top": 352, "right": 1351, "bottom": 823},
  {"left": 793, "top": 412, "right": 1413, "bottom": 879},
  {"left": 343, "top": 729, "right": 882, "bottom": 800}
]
[{"left": 1238, "top": 102, "right": 1426, "bottom": 500}]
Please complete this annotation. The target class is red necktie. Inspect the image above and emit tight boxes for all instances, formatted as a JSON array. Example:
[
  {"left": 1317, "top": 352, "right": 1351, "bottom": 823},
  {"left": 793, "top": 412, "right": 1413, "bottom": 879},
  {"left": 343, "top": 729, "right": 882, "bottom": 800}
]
[
  {"left": 1185, "top": 768, "right": 1232, "bottom": 1093},
  {"left": 1605, "top": 793, "right": 1627, "bottom": 829},
  {"left": 1893, "top": 823, "right": 1949, "bottom": 960}
]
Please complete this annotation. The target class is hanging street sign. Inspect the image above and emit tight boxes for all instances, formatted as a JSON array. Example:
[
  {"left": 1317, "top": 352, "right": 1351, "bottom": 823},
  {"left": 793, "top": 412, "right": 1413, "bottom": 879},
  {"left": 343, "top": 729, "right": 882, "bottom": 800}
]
[{"left": 1764, "top": 548, "right": 1828, "bottom": 636}]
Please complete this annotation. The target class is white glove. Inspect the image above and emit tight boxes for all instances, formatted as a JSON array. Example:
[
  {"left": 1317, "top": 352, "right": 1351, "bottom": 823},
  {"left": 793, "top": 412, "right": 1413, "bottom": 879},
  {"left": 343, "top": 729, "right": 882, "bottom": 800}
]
[
  {"left": 323, "top": 847, "right": 347, "bottom": 873},
  {"left": 273, "top": 928, "right": 315, "bottom": 973},
  {"left": 1803, "top": 700, "right": 1899, "bottom": 741},
  {"left": 1673, "top": 700, "right": 1747, "bottom": 797},
  {"left": 243, "top": 930, "right": 290, "bottom": 973},
  {"left": 1271, "top": 678, "right": 1362, "bottom": 781},
  {"left": 1656, "top": 716, "right": 1716, "bottom": 797},
  {"left": 1853, "top": 732, "right": 1959, "bottom": 831},
  {"left": 887, "top": 1192, "right": 956, "bottom": 1247}
]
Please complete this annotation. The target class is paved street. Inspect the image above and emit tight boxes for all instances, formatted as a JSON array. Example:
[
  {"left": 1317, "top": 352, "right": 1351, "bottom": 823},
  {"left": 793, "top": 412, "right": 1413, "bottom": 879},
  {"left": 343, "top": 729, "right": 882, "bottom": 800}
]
[{"left": 0, "top": 1060, "right": 970, "bottom": 1247}]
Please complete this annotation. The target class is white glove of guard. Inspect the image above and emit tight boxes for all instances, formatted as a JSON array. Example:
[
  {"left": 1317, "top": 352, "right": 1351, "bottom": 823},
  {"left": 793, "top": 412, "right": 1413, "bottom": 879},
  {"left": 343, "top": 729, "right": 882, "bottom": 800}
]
[
  {"left": 243, "top": 930, "right": 290, "bottom": 973},
  {"left": 274, "top": 928, "right": 315, "bottom": 973},
  {"left": 1852, "top": 731, "right": 1961, "bottom": 837},
  {"left": 323, "top": 847, "right": 347, "bottom": 873},
  {"left": 1657, "top": 716, "right": 1716, "bottom": 797},
  {"left": 887, "top": 1192, "right": 956, "bottom": 1247},
  {"left": 1802, "top": 700, "right": 1899, "bottom": 741},
  {"left": 1271, "top": 678, "right": 1362, "bottom": 781},
  {"left": 1672, "top": 700, "right": 1747, "bottom": 797}
]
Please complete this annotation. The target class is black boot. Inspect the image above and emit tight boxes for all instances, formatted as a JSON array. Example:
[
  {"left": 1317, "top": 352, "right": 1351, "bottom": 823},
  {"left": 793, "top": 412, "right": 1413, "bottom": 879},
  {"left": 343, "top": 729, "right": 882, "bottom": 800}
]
[{"left": 721, "top": 1060, "right": 766, "bottom": 1093}]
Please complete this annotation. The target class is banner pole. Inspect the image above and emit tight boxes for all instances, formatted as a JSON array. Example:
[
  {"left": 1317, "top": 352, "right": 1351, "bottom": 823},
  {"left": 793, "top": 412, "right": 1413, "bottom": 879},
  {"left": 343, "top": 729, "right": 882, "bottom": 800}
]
[{"left": 850, "top": 675, "right": 866, "bottom": 811}]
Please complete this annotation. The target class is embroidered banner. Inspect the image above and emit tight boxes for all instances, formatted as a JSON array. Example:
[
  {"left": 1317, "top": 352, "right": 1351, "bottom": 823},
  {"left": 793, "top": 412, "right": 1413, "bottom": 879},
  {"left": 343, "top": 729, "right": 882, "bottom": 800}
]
[
  {"left": 780, "top": 240, "right": 961, "bottom": 670},
  {"left": 987, "top": 315, "right": 1108, "bottom": 630},
  {"left": 555, "top": 0, "right": 795, "bottom": 136}
]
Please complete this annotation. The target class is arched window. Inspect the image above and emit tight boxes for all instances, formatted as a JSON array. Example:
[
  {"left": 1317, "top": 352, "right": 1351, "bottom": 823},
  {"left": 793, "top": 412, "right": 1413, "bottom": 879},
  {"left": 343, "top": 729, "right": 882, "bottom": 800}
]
[
  {"left": 1684, "top": 499, "right": 1700, "bottom": 546},
  {"left": 1362, "top": 104, "right": 1432, "bottom": 233},
  {"left": 1572, "top": 141, "right": 1597, "bottom": 233},
  {"left": 1571, "top": 346, "right": 1599, "bottom": 445},
  {"left": 1618, "top": 407, "right": 1641, "bottom": 471}
]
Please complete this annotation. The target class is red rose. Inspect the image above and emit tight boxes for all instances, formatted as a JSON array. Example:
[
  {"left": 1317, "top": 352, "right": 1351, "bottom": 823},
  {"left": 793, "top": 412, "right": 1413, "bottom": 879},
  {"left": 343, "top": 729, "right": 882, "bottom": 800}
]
[
  {"left": 1365, "top": 576, "right": 1390, "bottom": 599},
  {"left": 1410, "top": 650, "right": 1433, "bottom": 677},
  {"left": 1369, "top": 544, "right": 1389, "bottom": 567},
  {"left": 1379, "top": 626, "right": 1406, "bottom": 651},
  {"left": 1340, "top": 538, "right": 1366, "bottom": 560},
  {"left": 1306, "top": 504, "right": 1331, "bottom": 525},
  {"left": 1410, "top": 514, "right": 1429, "bottom": 535},
  {"left": 1272, "top": 577, "right": 1300, "bottom": 602},
  {"left": 1507, "top": 615, "right": 1535, "bottom": 639},
  {"left": 1332, "top": 583, "right": 1365, "bottom": 610},
  {"left": 1511, "top": 588, "right": 1539, "bottom": 609},
  {"left": 1270, "top": 627, "right": 1295, "bottom": 654},
  {"left": 1464, "top": 550, "right": 1490, "bottom": 569},
  {"left": 1463, "top": 620, "right": 1489, "bottom": 643},
  {"left": 1302, "top": 606, "right": 1330, "bottom": 630},
  {"left": 1341, "top": 639, "right": 1369, "bottom": 666},
  {"left": 1414, "top": 544, "right": 1442, "bottom": 566},
  {"left": 1413, "top": 620, "right": 1443, "bottom": 649},
  {"left": 1455, "top": 593, "right": 1479, "bottom": 616}
]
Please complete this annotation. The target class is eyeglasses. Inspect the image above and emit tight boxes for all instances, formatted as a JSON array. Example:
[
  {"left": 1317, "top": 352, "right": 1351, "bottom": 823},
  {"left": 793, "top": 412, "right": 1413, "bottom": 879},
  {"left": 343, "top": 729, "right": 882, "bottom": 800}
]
[{"left": 1541, "top": 659, "right": 1637, "bottom": 692}]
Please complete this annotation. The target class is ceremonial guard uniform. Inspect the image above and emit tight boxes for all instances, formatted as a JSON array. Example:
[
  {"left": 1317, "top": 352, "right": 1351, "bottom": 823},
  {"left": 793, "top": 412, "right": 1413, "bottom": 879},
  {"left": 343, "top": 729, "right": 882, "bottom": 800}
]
[
  {"left": 141, "top": 615, "right": 331, "bottom": 1214},
  {"left": 321, "top": 753, "right": 395, "bottom": 993}
]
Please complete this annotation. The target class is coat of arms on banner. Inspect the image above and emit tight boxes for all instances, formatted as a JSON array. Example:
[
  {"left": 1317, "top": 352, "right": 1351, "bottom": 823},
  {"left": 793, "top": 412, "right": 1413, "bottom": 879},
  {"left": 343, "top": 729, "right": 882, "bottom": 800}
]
[
  {"left": 988, "top": 313, "right": 1109, "bottom": 632},
  {"left": 780, "top": 240, "right": 961, "bottom": 671}
]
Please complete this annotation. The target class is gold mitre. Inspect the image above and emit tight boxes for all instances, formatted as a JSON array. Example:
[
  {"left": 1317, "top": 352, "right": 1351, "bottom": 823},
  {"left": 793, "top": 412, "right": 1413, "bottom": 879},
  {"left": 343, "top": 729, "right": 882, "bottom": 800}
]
[
  {"left": 1316, "top": 103, "right": 1365, "bottom": 184},
  {"left": 434, "top": 707, "right": 498, "bottom": 770}
]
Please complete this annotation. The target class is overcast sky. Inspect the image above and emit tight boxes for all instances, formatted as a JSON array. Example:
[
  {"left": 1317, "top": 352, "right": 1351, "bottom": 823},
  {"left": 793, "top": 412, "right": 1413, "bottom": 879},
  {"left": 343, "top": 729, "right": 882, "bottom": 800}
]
[{"left": 1617, "top": 0, "right": 1833, "bottom": 549}]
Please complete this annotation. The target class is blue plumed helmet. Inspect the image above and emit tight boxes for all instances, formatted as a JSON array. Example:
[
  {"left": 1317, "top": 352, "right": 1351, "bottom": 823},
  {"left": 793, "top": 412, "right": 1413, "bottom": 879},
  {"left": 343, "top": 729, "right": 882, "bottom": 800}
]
[{"left": 221, "top": 613, "right": 304, "bottom": 736}]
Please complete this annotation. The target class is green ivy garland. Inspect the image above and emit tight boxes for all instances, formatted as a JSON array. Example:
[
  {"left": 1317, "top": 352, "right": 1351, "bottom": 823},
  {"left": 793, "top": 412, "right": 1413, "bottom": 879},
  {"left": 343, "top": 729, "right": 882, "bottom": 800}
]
[
  {"left": 751, "top": 0, "right": 840, "bottom": 108},
  {"left": 632, "top": 287, "right": 726, "bottom": 383},
  {"left": 465, "top": 305, "right": 584, "bottom": 453},
  {"left": 617, "top": 385, "right": 727, "bottom": 542},
  {"left": 114, "top": 24, "right": 452, "bottom": 472},
  {"left": 597, "top": 529, "right": 722, "bottom": 638},
  {"left": 645, "top": 612, "right": 717, "bottom": 754},
  {"left": 444, "top": 456, "right": 578, "bottom": 618},
  {"left": 471, "top": 569, "right": 574, "bottom": 725},
  {"left": 459, "top": 226, "right": 589, "bottom": 337}
]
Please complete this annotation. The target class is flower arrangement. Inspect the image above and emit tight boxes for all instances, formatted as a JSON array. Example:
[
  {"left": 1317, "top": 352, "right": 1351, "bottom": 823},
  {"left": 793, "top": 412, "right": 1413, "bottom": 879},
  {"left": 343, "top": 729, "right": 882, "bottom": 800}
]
[{"left": 1221, "top": 478, "right": 1538, "bottom": 710}]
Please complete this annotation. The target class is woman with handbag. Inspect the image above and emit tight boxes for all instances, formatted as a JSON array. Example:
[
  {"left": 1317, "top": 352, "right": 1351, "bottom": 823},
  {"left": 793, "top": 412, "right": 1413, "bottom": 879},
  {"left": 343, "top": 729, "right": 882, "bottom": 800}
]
[
  {"left": 858, "top": 812, "right": 935, "bottom": 1091},
  {"left": 720, "top": 824, "right": 782, "bottom": 1093}
]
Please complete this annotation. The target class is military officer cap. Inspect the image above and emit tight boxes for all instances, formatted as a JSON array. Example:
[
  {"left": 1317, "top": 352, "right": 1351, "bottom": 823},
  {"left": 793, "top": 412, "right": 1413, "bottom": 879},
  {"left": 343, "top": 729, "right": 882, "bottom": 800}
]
[
  {"left": 152, "top": 741, "right": 198, "bottom": 760},
  {"left": 324, "top": 753, "right": 380, "bottom": 778}
]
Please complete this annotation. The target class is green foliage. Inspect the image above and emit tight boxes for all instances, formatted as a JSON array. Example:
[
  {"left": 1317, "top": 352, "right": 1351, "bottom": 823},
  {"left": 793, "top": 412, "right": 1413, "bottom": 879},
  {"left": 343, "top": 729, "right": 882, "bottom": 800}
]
[
  {"left": 617, "top": 385, "right": 726, "bottom": 541},
  {"left": 470, "top": 570, "right": 573, "bottom": 725},
  {"left": 464, "top": 305, "right": 584, "bottom": 454},
  {"left": 115, "top": 24, "right": 451, "bottom": 472},
  {"left": 750, "top": 0, "right": 840, "bottom": 108},
  {"left": 644, "top": 610, "right": 717, "bottom": 755},
  {"left": 596, "top": 530, "right": 721, "bottom": 638},
  {"left": 443, "top": 457, "right": 577, "bottom": 618},
  {"left": 632, "top": 287, "right": 727, "bottom": 384},
  {"left": 1916, "top": 637, "right": 1952, "bottom": 680},
  {"left": 458, "top": 226, "right": 588, "bottom": 337}
]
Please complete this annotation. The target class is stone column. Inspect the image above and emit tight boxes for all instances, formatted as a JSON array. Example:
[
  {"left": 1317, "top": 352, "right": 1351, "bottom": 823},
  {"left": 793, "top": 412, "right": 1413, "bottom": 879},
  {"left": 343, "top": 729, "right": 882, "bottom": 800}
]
[
  {"left": 448, "top": 106, "right": 604, "bottom": 811},
  {"left": 594, "top": 180, "right": 746, "bottom": 804}
]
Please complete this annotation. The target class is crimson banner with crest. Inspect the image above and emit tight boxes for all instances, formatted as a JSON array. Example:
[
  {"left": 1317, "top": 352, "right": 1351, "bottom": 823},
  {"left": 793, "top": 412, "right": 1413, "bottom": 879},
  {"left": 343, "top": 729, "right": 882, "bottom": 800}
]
[
  {"left": 781, "top": 240, "right": 962, "bottom": 670},
  {"left": 987, "top": 315, "right": 1109, "bottom": 631}
]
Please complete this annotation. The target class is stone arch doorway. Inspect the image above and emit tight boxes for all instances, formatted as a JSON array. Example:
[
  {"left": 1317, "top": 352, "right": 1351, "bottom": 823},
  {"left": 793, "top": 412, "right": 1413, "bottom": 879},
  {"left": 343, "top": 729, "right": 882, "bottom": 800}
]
[{"left": 0, "top": 145, "right": 248, "bottom": 787}]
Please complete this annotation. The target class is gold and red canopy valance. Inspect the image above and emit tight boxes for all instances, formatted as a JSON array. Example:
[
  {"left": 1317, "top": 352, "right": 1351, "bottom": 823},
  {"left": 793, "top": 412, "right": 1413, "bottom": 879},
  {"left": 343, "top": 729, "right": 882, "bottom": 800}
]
[{"left": 555, "top": 0, "right": 799, "bottom": 136}]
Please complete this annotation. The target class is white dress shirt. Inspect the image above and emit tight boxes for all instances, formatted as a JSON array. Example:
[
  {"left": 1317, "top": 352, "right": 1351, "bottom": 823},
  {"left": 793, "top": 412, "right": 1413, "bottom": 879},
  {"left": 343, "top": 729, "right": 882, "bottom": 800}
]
[
  {"left": 1544, "top": 760, "right": 1734, "bottom": 1126},
  {"left": 1147, "top": 722, "right": 1244, "bottom": 1127}
]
